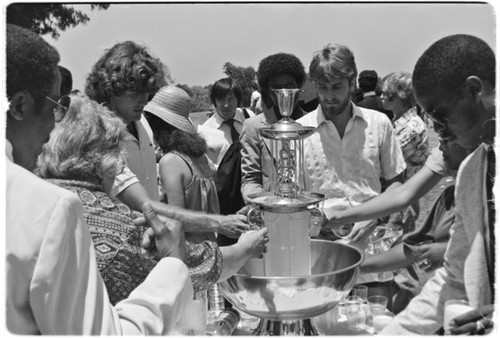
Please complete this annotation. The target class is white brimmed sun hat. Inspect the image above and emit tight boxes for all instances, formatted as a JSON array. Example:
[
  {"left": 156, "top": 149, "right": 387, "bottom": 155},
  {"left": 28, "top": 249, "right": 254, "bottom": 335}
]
[{"left": 144, "top": 85, "right": 196, "bottom": 134}]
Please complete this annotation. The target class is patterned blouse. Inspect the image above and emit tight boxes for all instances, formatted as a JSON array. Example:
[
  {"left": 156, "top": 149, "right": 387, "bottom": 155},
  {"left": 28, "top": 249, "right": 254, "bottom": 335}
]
[
  {"left": 47, "top": 179, "right": 223, "bottom": 305},
  {"left": 393, "top": 107, "right": 430, "bottom": 180}
]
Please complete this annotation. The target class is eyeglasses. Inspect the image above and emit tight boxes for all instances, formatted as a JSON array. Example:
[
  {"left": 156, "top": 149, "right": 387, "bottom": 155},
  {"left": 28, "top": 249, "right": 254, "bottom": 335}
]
[
  {"left": 44, "top": 95, "right": 70, "bottom": 122},
  {"left": 423, "top": 81, "right": 466, "bottom": 128},
  {"left": 438, "top": 134, "right": 456, "bottom": 145}
]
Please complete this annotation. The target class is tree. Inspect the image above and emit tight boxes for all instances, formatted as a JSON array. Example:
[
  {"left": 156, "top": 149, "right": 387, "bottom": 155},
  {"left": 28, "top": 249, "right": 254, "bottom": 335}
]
[
  {"left": 175, "top": 84, "right": 211, "bottom": 112},
  {"left": 222, "top": 62, "right": 256, "bottom": 107},
  {"left": 7, "top": 3, "right": 110, "bottom": 39},
  {"left": 189, "top": 85, "right": 212, "bottom": 112}
]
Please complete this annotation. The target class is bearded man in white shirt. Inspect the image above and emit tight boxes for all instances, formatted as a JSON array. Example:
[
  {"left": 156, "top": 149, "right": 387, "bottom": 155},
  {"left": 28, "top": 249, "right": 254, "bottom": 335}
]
[{"left": 298, "top": 43, "right": 406, "bottom": 308}]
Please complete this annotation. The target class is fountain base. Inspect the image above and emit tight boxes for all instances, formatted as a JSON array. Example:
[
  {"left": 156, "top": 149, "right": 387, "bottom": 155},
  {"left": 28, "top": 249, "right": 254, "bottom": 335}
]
[{"left": 252, "top": 318, "right": 322, "bottom": 336}]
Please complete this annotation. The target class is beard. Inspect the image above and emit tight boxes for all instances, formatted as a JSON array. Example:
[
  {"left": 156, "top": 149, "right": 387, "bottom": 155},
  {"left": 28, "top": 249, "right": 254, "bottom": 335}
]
[{"left": 320, "top": 95, "right": 351, "bottom": 119}]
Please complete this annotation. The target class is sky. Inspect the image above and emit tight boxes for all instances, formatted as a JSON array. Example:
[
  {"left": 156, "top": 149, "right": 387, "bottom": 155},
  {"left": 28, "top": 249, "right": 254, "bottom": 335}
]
[{"left": 41, "top": 1, "right": 497, "bottom": 91}]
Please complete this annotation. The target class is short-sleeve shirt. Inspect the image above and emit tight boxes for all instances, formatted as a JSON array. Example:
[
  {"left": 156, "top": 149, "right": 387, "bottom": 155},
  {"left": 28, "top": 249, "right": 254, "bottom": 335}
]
[
  {"left": 425, "top": 147, "right": 447, "bottom": 177},
  {"left": 111, "top": 116, "right": 159, "bottom": 201},
  {"left": 298, "top": 104, "right": 406, "bottom": 211}
]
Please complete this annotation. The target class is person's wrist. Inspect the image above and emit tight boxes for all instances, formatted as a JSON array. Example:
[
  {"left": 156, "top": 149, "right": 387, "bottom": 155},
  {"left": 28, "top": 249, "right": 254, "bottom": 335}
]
[
  {"left": 208, "top": 215, "right": 222, "bottom": 232},
  {"left": 236, "top": 234, "right": 253, "bottom": 256}
]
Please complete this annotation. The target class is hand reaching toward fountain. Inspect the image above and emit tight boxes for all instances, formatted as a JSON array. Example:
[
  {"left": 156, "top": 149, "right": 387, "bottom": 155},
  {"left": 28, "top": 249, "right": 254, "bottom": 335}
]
[
  {"left": 217, "top": 228, "right": 269, "bottom": 281},
  {"left": 238, "top": 227, "right": 269, "bottom": 259},
  {"left": 213, "top": 213, "right": 255, "bottom": 238},
  {"left": 345, "top": 219, "right": 379, "bottom": 243}
]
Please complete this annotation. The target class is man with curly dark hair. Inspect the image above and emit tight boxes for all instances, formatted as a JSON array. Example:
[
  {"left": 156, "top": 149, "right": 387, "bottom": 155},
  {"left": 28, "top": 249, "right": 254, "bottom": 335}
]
[
  {"left": 85, "top": 41, "right": 251, "bottom": 240},
  {"left": 256, "top": 52, "right": 306, "bottom": 120},
  {"left": 85, "top": 41, "right": 169, "bottom": 205},
  {"left": 240, "top": 52, "right": 307, "bottom": 197}
]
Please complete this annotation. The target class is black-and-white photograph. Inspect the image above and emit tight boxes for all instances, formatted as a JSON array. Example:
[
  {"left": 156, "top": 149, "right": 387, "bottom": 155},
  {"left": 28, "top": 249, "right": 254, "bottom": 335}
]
[{"left": 2, "top": 1, "right": 497, "bottom": 336}]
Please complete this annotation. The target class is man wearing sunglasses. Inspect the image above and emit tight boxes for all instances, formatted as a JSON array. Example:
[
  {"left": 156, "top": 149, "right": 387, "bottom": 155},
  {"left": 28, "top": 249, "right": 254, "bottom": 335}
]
[
  {"left": 6, "top": 23, "right": 193, "bottom": 335},
  {"left": 381, "top": 34, "right": 495, "bottom": 335}
]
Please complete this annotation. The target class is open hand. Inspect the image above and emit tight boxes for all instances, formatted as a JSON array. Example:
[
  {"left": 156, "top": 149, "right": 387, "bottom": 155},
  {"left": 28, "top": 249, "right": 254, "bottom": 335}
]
[
  {"left": 345, "top": 219, "right": 378, "bottom": 243},
  {"left": 215, "top": 214, "right": 254, "bottom": 238},
  {"left": 237, "top": 228, "right": 269, "bottom": 259}
]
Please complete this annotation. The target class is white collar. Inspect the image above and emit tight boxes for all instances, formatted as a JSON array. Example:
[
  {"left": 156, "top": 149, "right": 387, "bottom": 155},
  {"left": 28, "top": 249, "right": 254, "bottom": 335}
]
[
  {"left": 213, "top": 109, "right": 245, "bottom": 128},
  {"left": 363, "top": 91, "right": 377, "bottom": 98}
]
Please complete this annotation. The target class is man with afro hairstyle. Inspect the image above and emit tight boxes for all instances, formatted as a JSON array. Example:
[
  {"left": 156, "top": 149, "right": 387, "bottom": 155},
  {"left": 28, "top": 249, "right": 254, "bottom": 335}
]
[{"left": 240, "top": 52, "right": 308, "bottom": 197}]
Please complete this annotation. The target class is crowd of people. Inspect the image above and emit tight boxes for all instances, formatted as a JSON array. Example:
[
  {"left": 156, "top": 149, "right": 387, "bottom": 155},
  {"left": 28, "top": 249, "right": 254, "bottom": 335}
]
[{"left": 5, "top": 21, "right": 495, "bottom": 336}]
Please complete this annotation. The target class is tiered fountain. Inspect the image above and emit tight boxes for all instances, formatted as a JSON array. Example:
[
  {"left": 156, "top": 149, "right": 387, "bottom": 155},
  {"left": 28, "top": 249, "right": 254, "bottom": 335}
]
[{"left": 218, "top": 89, "right": 363, "bottom": 335}]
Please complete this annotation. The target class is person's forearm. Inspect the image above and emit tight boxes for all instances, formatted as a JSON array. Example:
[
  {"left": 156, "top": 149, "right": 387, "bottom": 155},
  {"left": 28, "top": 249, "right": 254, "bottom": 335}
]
[
  {"left": 324, "top": 190, "right": 409, "bottom": 225},
  {"left": 218, "top": 244, "right": 249, "bottom": 282},
  {"left": 117, "top": 182, "right": 151, "bottom": 212},
  {"left": 149, "top": 200, "right": 221, "bottom": 233},
  {"left": 326, "top": 168, "right": 442, "bottom": 224},
  {"left": 360, "top": 244, "right": 414, "bottom": 273}
]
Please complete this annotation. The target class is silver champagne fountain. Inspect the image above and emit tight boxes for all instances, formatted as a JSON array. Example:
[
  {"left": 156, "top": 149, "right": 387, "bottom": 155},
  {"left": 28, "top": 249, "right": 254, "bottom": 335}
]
[{"left": 218, "top": 89, "right": 363, "bottom": 335}]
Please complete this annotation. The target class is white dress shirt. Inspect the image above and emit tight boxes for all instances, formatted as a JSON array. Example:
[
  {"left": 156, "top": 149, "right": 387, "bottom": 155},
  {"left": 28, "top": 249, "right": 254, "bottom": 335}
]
[
  {"left": 298, "top": 104, "right": 406, "bottom": 211},
  {"left": 198, "top": 108, "right": 246, "bottom": 167}
]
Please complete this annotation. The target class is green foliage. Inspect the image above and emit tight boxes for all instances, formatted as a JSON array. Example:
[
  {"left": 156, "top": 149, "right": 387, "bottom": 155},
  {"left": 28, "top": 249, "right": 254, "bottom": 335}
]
[
  {"left": 7, "top": 3, "right": 110, "bottom": 39},
  {"left": 223, "top": 62, "right": 256, "bottom": 107},
  {"left": 176, "top": 84, "right": 212, "bottom": 112},
  {"left": 175, "top": 61, "right": 258, "bottom": 112}
]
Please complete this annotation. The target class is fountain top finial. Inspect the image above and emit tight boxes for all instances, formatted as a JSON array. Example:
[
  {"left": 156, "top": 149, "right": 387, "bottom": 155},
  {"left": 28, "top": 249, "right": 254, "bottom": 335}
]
[{"left": 260, "top": 88, "right": 315, "bottom": 140}]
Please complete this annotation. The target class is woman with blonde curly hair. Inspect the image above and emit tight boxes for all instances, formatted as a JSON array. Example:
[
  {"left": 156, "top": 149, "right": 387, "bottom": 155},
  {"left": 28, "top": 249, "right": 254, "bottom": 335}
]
[
  {"left": 380, "top": 72, "right": 429, "bottom": 181},
  {"left": 36, "top": 93, "right": 268, "bottom": 306}
]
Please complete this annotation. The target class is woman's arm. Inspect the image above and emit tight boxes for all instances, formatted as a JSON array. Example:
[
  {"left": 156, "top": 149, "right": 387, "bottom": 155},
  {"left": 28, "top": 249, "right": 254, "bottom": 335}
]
[
  {"left": 361, "top": 243, "right": 414, "bottom": 273},
  {"left": 324, "top": 166, "right": 442, "bottom": 225},
  {"left": 218, "top": 228, "right": 269, "bottom": 282},
  {"left": 158, "top": 153, "right": 190, "bottom": 208}
]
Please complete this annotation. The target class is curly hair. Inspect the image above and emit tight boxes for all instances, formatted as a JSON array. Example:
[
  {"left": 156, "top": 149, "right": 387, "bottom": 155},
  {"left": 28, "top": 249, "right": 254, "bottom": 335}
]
[
  {"left": 145, "top": 112, "right": 207, "bottom": 158},
  {"left": 413, "top": 34, "right": 495, "bottom": 96},
  {"left": 36, "top": 93, "right": 128, "bottom": 183},
  {"left": 85, "top": 41, "right": 171, "bottom": 106},
  {"left": 309, "top": 43, "right": 357, "bottom": 85},
  {"left": 257, "top": 53, "right": 306, "bottom": 108},
  {"left": 210, "top": 78, "right": 242, "bottom": 106},
  {"left": 381, "top": 72, "right": 415, "bottom": 109},
  {"left": 6, "top": 24, "right": 60, "bottom": 101}
]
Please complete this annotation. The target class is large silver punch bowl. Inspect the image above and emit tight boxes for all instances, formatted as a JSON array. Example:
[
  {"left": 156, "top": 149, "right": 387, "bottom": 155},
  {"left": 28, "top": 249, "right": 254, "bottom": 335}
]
[{"left": 219, "top": 239, "right": 363, "bottom": 321}]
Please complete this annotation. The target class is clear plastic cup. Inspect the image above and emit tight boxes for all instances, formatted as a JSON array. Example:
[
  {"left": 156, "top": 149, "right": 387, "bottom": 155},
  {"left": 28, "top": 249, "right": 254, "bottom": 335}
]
[
  {"left": 345, "top": 295, "right": 367, "bottom": 330},
  {"left": 367, "top": 295, "right": 388, "bottom": 316}
]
